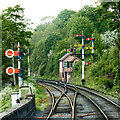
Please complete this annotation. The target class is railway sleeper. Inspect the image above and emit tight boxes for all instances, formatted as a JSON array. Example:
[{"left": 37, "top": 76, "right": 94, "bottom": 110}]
[{"left": 54, "top": 107, "right": 71, "bottom": 113}]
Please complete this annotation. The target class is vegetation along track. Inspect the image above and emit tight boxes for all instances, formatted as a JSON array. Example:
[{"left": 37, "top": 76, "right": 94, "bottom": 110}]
[{"left": 36, "top": 79, "right": 120, "bottom": 120}]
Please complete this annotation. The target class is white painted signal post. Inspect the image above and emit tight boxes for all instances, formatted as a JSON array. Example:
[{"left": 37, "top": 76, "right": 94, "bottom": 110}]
[
  {"left": 74, "top": 33, "right": 95, "bottom": 85},
  {"left": 17, "top": 42, "right": 22, "bottom": 98},
  {"left": 5, "top": 42, "right": 25, "bottom": 106},
  {"left": 28, "top": 49, "right": 30, "bottom": 77},
  {"left": 92, "top": 34, "right": 94, "bottom": 54},
  {"left": 74, "top": 33, "right": 85, "bottom": 85},
  {"left": 82, "top": 32, "right": 85, "bottom": 84}
]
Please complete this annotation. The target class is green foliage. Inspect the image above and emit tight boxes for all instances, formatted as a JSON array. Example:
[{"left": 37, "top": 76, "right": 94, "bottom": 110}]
[
  {"left": 102, "top": 76, "right": 114, "bottom": 89},
  {"left": 2, "top": 5, "right": 32, "bottom": 84},
  {"left": 53, "top": 9, "right": 76, "bottom": 28},
  {"left": 55, "top": 39, "right": 69, "bottom": 52},
  {"left": 74, "top": 5, "right": 106, "bottom": 33},
  {"left": 0, "top": 86, "right": 14, "bottom": 112},
  {"left": 2, "top": 5, "right": 32, "bottom": 47},
  {"left": 64, "top": 16, "right": 94, "bottom": 38},
  {"left": 96, "top": 2, "right": 120, "bottom": 55},
  {"left": 29, "top": 4, "right": 119, "bottom": 94},
  {"left": 25, "top": 78, "right": 47, "bottom": 111},
  {"left": 40, "top": 64, "right": 46, "bottom": 76},
  {"left": 96, "top": 2, "right": 120, "bottom": 32},
  {"left": 85, "top": 46, "right": 118, "bottom": 90},
  {"left": 93, "top": 30, "right": 105, "bottom": 53},
  {"left": 101, "top": 31, "right": 118, "bottom": 47},
  {"left": 45, "top": 32, "right": 62, "bottom": 55},
  {"left": 73, "top": 61, "right": 81, "bottom": 76}
]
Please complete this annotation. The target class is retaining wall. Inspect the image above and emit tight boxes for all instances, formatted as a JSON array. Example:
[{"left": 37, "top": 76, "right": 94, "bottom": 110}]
[{"left": 0, "top": 94, "right": 36, "bottom": 120}]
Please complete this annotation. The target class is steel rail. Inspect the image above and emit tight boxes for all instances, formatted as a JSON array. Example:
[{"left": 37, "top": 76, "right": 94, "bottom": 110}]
[
  {"left": 72, "top": 91, "right": 77, "bottom": 120},
  {"left": 43, "top": 83, "right": 74, "bottom": 119},
  {"left": 37, "top": 79, "right": 119, "bottom": 119},
  {"left": 52, "top": 93, "right": 64, "bottom": 111},
  {"left": 38, "top": 79, "right": 120, "bottom": 109},
  {"left": 74, "top": 85, "right": 120, "bottom": 109},
  {"left": 60, "top": 83, "right": 77, "bottom": 120},
  {"left": 78, "top": 90, "right": 109, "bottom": 120},
  {"left": 37, "top": 79, "right": 120, "bottom": 99},
  {"left": 41, "top": 83, "right": 75, "bottom": 120},
  {"left": 64, "top": 84, "right": 109, "bottom": 120},
  {"left": 66, "top": 84, "right": 119, "bottom": 120},
  {"left": 36, "top": 83, "right": 55, "bottom": 120}
]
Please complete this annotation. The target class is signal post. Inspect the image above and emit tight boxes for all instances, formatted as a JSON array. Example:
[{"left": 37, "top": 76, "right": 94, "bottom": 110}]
[
  {"left": 17, "top": 42, "right": 22, "bottom": 98},
  {"left": 74, "top": 33, "right": 85, "bottom": 85},
  {"left": 5, "top": 42, "right": 24, "bottom": 106},
  {"left": 73, "top": 33, "right": 95, "bottom": 85}
]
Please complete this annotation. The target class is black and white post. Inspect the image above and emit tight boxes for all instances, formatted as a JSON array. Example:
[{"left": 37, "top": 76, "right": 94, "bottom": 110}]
[
  {"left": 92, "top": 34, "right": 94, "bottom": 54},
  {"left": 82, "top": 32, "right": 85, "bottom": 85},
  {"left": 17, "top": 42, "right": 22, "bottom": 98},
  {"left": 28, "top": 49, "right": 30, "bottom": 77}
]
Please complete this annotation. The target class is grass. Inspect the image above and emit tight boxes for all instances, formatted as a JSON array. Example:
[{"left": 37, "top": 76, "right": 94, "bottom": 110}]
[
  {"left": 0, "top": 77, "right": 49, "bottom": 112},
  {"left": 26, "top": 78, "right": 49, "bottom": 111},
  {"left": 71, "top": 77, "right": 120, "bottom": 99},
  {"left": 0, "top": 86, "right": 13, "bottom": 112}
]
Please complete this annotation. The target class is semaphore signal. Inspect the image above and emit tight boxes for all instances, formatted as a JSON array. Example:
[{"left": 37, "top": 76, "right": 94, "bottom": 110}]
[
  {"left": 6, "top": 67, "right": 20, "bottom": 75},
  {"left": 73, "top": 33, "right": 95, "bottom": 85},
  {"left": 5, "top": 42, "right": 28, "bottom": 99},
  {"left": 85, "top": 62, "right": 91, "bottom": 65},
  {"left": 74, "top": 34, "right": 85, "bottom": 37},
  {"left": 66, "top": 49, "right": 73, "bottom": 52},
  {"left": 86, "top": 35, "right": 95, "bottom": 54},
  {"left": 74, "top": 44, "right": 85, "bottom": 47},
  {"left": 86, "top": 38, "right": 95, "bottom": 40},
  {"left": 5, "top": 43, "right": 31, "bottom": 107}
]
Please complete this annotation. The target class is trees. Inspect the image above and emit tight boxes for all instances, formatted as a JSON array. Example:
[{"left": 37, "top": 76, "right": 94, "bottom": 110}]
[
  {"left": 2, "top": 5, "right": 32, "bottom": 85},
  {"left": 74, "top": 5, "right": 110, "bottom": 33},
  {"left": 53, "top": 9, "right": 76, "bottom": 28},
  {"left": 96, "top": 2, "right": 120, "bottom": 58},
  {"left": 93, "top": 30, "right": 105, "bottom": 54},
  {"left": 2, "top": 5, "right": 32, "bottom": 47},
  {"left": 45, "top": 32, "right": 62, "bottom": 55},
  {"left": 40, "top": 16, "right": 55, "bottom": 24},
  {"left": 64, "top": 16, "right": 94, "bottom": 38},
  {"left": 101, "top": 31, "right": 117, "bottom": 47},
  {"left": 96, "top": 2, "right": 120, "bottom": 85}
]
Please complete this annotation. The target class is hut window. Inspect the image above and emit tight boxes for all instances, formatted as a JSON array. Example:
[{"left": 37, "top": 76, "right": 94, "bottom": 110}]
[
  {"left": 64, "top": 61, "right": 67, "bottom": 68},
  {"left": 69, "top": 62, "right": 73, "bottom": 68}
]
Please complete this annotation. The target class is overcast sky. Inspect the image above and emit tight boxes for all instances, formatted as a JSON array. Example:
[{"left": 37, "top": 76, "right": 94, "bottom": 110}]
[{"left": 0, "top": 0, "right": 98, "bottom": 28}]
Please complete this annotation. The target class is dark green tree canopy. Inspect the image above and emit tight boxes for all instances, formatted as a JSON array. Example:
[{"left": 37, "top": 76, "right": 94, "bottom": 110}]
[
  {"left": 2, "top": 5, "right": 32, "bottom": 84},
  {"left": 53, "top": 9, "right": 76, "bottom": 28},
  {"left": 96, "top": 2, "right": 120, "bottom": 58},
  {"left": 45, "top": 32, "right": 62, "bottom": 55},
  {"left": 74, "top": 5, "right": 111, "bottom": 33},
  {"left": 64, "top": 16, "right": 94, "bottom": 38},
  {"left": 2, "top": 5, "right": 32, "bottom": 48}
]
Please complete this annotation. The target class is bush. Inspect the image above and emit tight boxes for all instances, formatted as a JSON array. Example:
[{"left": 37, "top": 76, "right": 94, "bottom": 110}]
[
  {"left": 103, "top": 77, "right": 114, "bottom": 89},
  {"left": 0, "top": 86, "right": 14, "bottom": 112}
]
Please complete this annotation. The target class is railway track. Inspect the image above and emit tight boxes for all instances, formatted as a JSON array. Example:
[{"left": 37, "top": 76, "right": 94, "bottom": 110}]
[
  {"left": 36, "top": 83, "right": 55, "bottom": 120},
  {"left": 36, "top": 82, "right": 76, "bottom": 119},
  {"left": 36, "top": 79, "right": 120, "bottom": 120},
  {"left": 69, "top": 84, "right": 120, "bottom": 120}
]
